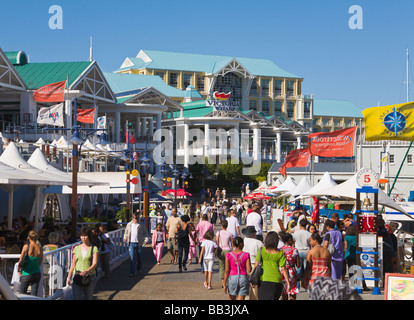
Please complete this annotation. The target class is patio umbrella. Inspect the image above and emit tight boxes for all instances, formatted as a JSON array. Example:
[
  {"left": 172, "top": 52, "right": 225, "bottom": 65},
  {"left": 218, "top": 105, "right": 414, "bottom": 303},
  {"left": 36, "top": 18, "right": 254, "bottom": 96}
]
[
  {"left": 167, "top": 189, "right": 192, "bottom": 197},
  {"left": 243, "top": 192, "right": 270, "bottom": 200}
]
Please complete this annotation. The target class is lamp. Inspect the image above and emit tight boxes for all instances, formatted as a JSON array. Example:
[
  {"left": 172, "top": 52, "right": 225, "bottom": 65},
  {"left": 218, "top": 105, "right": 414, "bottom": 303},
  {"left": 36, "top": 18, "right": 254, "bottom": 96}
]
[
  {"left": 98, "top": 132, "right": 109, "bottom": 145},
  {"left": 69, "top": 129, "right": 84, "bottom": 145}
]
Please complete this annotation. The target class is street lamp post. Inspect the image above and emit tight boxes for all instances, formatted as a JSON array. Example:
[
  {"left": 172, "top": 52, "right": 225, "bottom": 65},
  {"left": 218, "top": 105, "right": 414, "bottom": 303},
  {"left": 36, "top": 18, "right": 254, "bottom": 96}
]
[{"left": 140, "top": 143, "right": 151, "bottom": 230}]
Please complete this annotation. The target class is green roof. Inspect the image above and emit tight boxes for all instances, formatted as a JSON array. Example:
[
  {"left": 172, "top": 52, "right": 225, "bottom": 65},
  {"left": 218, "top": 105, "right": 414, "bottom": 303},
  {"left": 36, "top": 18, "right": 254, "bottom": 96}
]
[
  {"left": 104, "top": 72, "right": 187, "bottom": 99},
  {"left": 14, "top": 61, "right": 92, "bottom": 90},
  {"left": 176, "top": 100, "right": 213, "bottom": 118},
  {"left": 118, "top": 50, "right": 301, "bottom": 79},
  {"left": 313, "top": 99, "right": 363, "bottom": 118}
]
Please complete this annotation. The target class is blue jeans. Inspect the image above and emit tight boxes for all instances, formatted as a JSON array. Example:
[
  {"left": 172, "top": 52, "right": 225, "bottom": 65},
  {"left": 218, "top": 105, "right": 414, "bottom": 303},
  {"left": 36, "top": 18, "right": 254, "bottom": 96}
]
[
  {"left": 20, "top": 272, "right": 41, "bottom": 296},
  {"left": 298, "top": 251, "right": 308, "bottom": 279},
  {"left": 72, "top": 275, "right": 97, "bottom": 300},
  {"left": 128, "top": 242, "right": 142, "bottom": 275}
]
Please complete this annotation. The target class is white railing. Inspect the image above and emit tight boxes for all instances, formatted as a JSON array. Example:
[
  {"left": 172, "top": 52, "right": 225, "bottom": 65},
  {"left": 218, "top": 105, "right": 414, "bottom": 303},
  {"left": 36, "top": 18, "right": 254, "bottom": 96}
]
[{"left": 0, "top": 227, "right": 128, "bottom": 300}]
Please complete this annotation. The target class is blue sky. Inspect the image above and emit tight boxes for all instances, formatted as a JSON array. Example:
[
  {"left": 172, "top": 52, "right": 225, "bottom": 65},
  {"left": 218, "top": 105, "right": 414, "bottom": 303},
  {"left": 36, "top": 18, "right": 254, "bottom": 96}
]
[{"left": 2, "top": 0, "right": 414, "bottom": 109}]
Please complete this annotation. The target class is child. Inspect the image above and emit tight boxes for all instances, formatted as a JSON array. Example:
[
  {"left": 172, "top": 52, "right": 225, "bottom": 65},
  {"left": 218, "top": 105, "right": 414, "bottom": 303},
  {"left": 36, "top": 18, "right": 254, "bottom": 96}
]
[
  {"left": 223, "top": 237, "right": 251, "bottom": 300},
  {"left": 152, "top": 223, "right": 165, "bottom": 265},
  {"left": 187, "top": 222, "right": 198, "bottom": 264},
  {"left": 279, "top": 232, "right": 300, "bottom": 300},
  {"left": 199, "top": 230, "right": 217, "bottom": 289}
]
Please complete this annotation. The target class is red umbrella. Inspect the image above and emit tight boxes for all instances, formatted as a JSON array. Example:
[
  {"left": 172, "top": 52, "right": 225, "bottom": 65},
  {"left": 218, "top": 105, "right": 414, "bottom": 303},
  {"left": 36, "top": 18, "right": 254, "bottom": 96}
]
[
  {"left": 167, "top": 189, "right": 192, "bottom": 197},
  {"left": 243, "top": 192, "right": 270, "bottom": 200}
]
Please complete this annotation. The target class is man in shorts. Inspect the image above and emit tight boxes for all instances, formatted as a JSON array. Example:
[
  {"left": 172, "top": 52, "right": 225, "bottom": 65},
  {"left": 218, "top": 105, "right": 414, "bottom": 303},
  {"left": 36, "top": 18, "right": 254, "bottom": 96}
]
[{"left": 166, "top": 208, "right": 182, "bottom": 264}]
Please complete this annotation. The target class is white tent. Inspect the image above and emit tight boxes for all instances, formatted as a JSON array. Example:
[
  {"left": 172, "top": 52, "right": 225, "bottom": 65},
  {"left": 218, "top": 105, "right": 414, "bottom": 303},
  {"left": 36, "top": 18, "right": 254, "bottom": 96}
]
[
  {"left": 305, "top": 171, "right": 407, "bottom": 214},
  {"left": 273, "top": 176, "right": 297, "bottom": 193},
  {"left": 281, "top": 177, "right": 312, "bottom": 198},
  {"left": 294, "top": 172, "right": 338, "bottom": 200}
]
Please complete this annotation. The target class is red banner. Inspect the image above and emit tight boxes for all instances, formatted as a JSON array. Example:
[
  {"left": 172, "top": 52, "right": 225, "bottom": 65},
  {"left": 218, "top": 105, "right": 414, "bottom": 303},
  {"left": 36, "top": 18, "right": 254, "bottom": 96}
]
[
  {"left": 308, "top": 127, "right": 357, "bottom": 158},
  {"left": 33, "top": 80, "right": 66, "bottom": 102},
  {"left": 77, "top": 108, "right": 95, "bottom": 124},
  {"left": 126, "top": 130, "right": 136, "bottom": 144},
  {"left": 279, "top": 148, "right": 310, "bottom": 178}
]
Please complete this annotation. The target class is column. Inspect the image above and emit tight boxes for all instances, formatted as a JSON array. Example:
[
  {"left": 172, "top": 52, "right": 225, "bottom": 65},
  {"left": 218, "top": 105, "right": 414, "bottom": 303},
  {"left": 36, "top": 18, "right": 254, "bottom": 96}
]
[
  {"left": 253, "top": 126, "right": 260, "bottom": 162},
  {"left": 276, "top": 132, "right": 282, "bottom": 163},
  {"left": 297, "top": 136, "right": 302, "bottom": 149},
  {"left": 115, "top": 112, "right": 121, "bottom": 143},
  {"left": 155, "top": 114, "right": 162, "bottom": 175},
  {"left": 204, "top": 123, "right": 210, "bottom": 159},
  {"left": 231, "top": 124, "right": 239, "bottom": 163},
  {"left": 149, "top": 117, "right": 154, "bottom": 140},
  {"left": 184, "top": 123, "right": 190, "bottom": 170},
  {"left": 135, "top": 116, "right": 141, "bottom": 139},
  {"left": 141, "top": 118, "right": 147, "bottom": 137}
]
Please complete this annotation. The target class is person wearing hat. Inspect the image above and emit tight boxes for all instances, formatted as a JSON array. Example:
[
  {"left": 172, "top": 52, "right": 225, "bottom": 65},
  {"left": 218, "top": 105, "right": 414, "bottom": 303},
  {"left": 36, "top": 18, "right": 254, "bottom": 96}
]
[{"left": 242, "top": 226, "right": 264, "bottom": 300}]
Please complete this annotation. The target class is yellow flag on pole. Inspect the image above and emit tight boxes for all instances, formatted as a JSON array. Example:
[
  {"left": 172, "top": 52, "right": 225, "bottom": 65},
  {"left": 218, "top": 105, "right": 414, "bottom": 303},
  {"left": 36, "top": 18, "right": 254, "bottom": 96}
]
[{"left": 362, "top": 102, "right": 414, "bottom": 141}]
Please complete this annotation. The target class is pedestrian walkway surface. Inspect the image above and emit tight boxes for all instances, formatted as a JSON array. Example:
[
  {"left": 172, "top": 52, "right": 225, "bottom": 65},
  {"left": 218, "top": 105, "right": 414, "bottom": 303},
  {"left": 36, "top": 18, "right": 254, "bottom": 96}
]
[{"left": 94, "top": 223, "right": 384, "bottom": 301}]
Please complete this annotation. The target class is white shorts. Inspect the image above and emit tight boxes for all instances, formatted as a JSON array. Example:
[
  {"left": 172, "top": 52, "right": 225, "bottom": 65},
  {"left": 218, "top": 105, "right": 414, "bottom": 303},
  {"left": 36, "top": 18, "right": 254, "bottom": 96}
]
[{"left": 203, "top": 259, "right": 214, "bottom": 272}]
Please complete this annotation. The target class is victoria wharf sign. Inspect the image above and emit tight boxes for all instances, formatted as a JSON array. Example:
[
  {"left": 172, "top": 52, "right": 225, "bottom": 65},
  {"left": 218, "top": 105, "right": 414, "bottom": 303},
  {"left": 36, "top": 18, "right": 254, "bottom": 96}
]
[{"left": 206, "top": 91, "right": 240, "bottom": 112}]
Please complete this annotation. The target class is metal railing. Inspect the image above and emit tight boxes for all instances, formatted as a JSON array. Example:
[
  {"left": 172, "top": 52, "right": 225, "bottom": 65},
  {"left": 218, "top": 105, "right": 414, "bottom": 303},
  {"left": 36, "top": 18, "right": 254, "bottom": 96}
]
[{"left": 0, "top": 227, "right": 128, "bottom": 300}]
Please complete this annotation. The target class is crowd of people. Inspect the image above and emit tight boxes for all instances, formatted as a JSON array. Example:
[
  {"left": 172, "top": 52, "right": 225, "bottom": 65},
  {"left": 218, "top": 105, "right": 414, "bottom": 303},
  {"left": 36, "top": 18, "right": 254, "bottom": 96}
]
[{"left": 7, "top": 185, "right": 400, "bottom": 301}]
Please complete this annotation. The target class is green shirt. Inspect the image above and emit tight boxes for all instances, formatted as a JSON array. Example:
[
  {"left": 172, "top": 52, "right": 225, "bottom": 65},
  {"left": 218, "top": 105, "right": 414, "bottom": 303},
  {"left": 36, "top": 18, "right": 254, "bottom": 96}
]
[
  {"left": 259, "top": 248, "right": 286, "bottom": 283},
  {"left": 73, "top": 245, "right": 99, "bottom": 275},
  {"left": 22, "top": 256, "right": 41, "bottom": 276}
]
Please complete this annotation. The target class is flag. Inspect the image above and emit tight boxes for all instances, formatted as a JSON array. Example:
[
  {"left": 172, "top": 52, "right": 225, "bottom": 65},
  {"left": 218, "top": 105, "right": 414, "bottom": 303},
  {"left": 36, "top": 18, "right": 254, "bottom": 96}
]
[
  {"left": 37, "top": 103, "right": 64, "bottom": 127},
  {"left": 97, "top": 116, "right": 106, "bottom": 129},
  {"left": 126, "top": 130, "right": 136, "bottom": 144},
  {"left": 77, "top": 108, "right": 95, "bottom": 124},
  {"left": 279, "top": 148, "right": 310, "bottom": 178},
  {"left": 33, "top": 80, "right": 66, "bottom": 102},
  {"left": 308, "top": 127, "right": 357, "bottom": 157},
  {"left": 362, "top": 102, "right": 414, "bottom": 141},
  {"left": 381, "top": 155, "right": 389, "bottom": 162}
]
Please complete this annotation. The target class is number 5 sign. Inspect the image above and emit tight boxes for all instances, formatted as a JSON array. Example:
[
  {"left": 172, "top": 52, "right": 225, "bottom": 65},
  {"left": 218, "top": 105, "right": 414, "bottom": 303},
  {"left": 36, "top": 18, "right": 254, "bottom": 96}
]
[{"left": 356, "top": 168, "right": 379, "bottom": 188}]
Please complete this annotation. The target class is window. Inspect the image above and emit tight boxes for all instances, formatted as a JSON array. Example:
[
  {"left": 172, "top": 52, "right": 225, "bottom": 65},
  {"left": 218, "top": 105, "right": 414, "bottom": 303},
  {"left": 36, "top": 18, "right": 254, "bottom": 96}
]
[
  {"left": 274, "top": 80, "right": 282, "bottom": 96},
  {"left": 287, "top": 102, "right": 295, "bottom": 118},
  {"left": 155, "top": 72, "right": 165, "bottom": 81},
  {"left": 274, "top": 101, "right": 283, "bottom": 117},
  {"left": 304, "top": 101, "right": 311, "bottom": 118},
  {"left": 408, "top": 154, "right": 413, "bottom": 165},
  {"left": 287, "top": 81, "right": 295, "bottom": 97},
  {"left": 169, "top": 73, "right": 178, "bottom": 88},
  {"left": 389, "top": 154, "right": 395, "bottom": 165},
  {"left": 183, "top": 74, "right": 192, "bottom": 89},
  {"left": 249, "top": 100, "right": 257, "bottom": 111},
  {"left": 197, "top": 75, "right": 205, "bottom": 92},
  {"left": 262, "top": 79, "right": 270, "bottom": 96},
  {"left": 250, "top": 79, "right": 257, "bottom": 95},
  {"left": 262, "top": 100, "right": 270, "bottom": 115}
]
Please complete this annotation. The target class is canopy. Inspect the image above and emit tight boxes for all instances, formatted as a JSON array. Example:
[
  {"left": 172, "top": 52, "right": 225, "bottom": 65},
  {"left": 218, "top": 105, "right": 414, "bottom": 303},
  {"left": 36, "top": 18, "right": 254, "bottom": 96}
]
[
  {"left": 296, "top": 171, "right": 338, "bottom": 200},
  {"left": 305, "top": 171, "right": 407, "bottom": 214},
  {"left": 244, "top": 192, "right": 270, "bottom": 200},
  {"left": 0, "top": 142, "right": 73, "bottom": 185},
  {"left": 273, "top": 176, "right": 297, "bottom": 193},
  {"left": 167, "top": 189, "right": 192, "bottom": 197},
  {"left": 281, "top": 177, "right": 312, "bottom": 198}
]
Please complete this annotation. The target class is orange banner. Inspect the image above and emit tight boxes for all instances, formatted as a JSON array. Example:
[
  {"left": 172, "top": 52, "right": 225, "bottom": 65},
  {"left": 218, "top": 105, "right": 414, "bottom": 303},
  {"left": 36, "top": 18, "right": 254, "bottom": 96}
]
[
  {"left": 308, "top": 127, "right": 357, "bottom": 158},
  {"left": 33, "top": 80, "right": 66, "bottom": 102},
  {"left": 77, "top": 108, "right": 95, "bottom": 124},
  {"left": 279, "top": 148, "right": 310, "bottom": 178}
]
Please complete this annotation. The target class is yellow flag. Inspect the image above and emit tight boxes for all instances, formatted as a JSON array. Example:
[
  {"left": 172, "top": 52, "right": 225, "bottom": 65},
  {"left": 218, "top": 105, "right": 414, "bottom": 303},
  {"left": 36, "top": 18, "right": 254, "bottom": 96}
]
[{"left": 362, "top": 102, "right": 414, "bottom": 141}]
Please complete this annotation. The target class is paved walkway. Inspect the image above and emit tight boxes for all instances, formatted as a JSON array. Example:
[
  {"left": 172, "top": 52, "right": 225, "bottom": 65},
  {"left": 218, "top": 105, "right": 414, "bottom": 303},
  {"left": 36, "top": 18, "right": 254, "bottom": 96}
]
[{"left": 94, "top": 223, "right": 384, "bottom": 301}]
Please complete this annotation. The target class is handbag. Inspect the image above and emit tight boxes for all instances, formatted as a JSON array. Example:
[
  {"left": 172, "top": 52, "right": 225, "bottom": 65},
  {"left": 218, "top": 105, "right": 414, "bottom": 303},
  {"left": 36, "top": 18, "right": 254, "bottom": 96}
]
[
  {"left": 72, "top": 245, "right": 95, "bottom": 287},
  {"left": 17, "top": 243, "right": 30, "bottom": 272},
  {"left": 175, "top": 227, "right": 187, "bottom": 240},
  {"left": 249, "top": 247, "right": 263, "bottom": 285},
  {"left": 326, "top": 232, "right": 335, "bottom": 255}
]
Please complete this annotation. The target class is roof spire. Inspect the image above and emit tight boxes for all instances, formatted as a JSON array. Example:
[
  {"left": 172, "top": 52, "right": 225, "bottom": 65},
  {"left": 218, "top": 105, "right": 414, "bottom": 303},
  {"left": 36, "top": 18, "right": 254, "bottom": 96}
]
[{"left": 89, "top": 36, "right": 93, "bottom": 62}]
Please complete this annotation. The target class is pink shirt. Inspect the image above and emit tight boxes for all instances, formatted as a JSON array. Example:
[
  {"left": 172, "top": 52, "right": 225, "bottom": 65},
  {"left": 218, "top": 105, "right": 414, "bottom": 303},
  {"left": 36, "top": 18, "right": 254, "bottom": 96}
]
[
  {"left": 196, "top": 220, "right": 213, "bottom": 242},
  {"left": 226, "top": 251, "right": 250, "bottom": 276},
  {"left": 216, "top": 230, "right": 232, "bottom": 251}
]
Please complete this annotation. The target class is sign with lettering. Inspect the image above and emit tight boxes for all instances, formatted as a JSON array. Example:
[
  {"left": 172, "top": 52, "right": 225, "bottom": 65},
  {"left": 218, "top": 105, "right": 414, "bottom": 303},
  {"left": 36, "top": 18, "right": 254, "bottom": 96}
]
[{"left": 206, "top": 91, "right": 240, "bottom": 113}]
